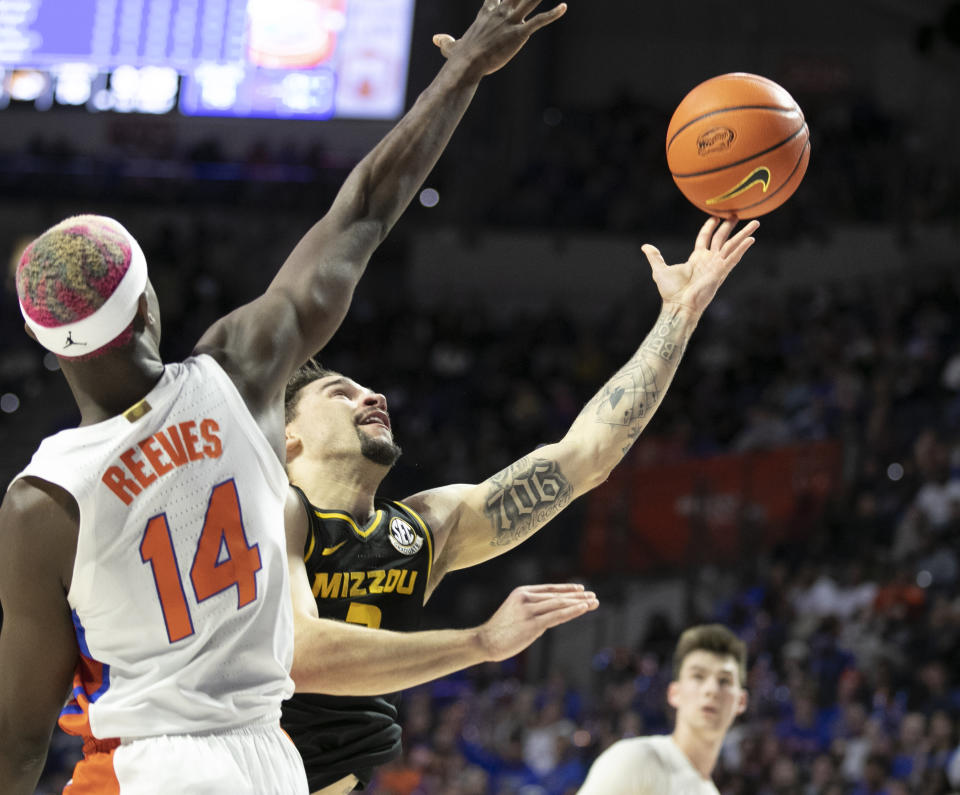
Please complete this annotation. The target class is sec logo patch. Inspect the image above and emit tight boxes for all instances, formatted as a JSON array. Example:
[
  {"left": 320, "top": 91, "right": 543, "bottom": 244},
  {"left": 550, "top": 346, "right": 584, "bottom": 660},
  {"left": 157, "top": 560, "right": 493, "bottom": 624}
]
[{"left": 388, "top": 517, "right": 423, "bottom": 555}]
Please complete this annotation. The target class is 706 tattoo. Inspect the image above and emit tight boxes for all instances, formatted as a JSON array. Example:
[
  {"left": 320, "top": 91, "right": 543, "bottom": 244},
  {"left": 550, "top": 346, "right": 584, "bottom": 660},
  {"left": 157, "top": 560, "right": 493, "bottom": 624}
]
[{"left": 484, "top": 457, "right": 572, "bottom": 546}]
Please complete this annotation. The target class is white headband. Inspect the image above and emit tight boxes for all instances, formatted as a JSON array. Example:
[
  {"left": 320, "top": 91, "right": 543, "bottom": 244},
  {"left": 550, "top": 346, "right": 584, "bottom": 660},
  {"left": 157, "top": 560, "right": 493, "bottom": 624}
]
[{"left": 19, "top": 229, "right": 148, "bottom": 357}]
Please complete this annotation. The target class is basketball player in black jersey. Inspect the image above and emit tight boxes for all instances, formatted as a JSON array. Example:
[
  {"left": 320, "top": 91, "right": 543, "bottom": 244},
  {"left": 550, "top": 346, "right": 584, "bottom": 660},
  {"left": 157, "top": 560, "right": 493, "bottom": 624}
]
[
  {"left": 282, "top": 489, "right": 437, "bottom": 791},
  {"left": 280, "top": 215, "right": 760, "bottom": 793}
]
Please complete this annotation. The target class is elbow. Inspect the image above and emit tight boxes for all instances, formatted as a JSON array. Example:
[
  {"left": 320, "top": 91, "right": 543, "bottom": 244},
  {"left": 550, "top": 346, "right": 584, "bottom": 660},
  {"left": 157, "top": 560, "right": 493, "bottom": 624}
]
[
  {"left": 290, "top": 659, "right": 331, "bottom": 696},
  {"left": 289, "top": 620, "right": 361, "bottom": 696},
  {"left": 310, "top": 265, "right": 360, "bottom": 304},
  {"left": 288, "top": 648, "right": 313, "bottom": 692},
  {"left": 579, "top": 446, "right": 617, "bottom": 493},
  {"left": 289, "top": 663, "right": 319, "bottom": 695},
  {"left": 366, "top": 216, "right": 391, "bottom": 247},
  {"left": 345, "top": 166, "right": 392, "bottom": 242},
  {"left": 554, "top": 436, "right": 617, "bottom": 495},
  {"left": 582, "top": 467, "right": 613, "bottom": 494},
  {"left": 289, "top": 659, "right": 357, "bottom": 698}
]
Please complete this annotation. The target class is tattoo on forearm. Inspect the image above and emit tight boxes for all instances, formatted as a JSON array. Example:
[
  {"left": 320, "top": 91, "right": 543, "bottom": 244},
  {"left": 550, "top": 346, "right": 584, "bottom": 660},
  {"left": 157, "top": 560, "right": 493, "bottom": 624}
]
[
  {"left": 640, "top": 311, "right": 687, "bottom": 362},
  {"left": 591, "top": 359, "right": 660, "bottom": 430},
  {"left": 586, "top": 309, "right": 691, "bottom": 452},
  {"left": 484, "top": 457, "right": 573, "bottom": 547}
]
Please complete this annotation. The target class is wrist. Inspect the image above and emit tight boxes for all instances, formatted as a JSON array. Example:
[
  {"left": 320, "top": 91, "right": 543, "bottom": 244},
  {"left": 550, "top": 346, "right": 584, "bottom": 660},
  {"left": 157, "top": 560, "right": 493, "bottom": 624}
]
[
  {"left": 438, "top": 54, "right": 484, "bottom": 89},
  {"left": 661, "top": 301, "right": 703, "bottom": 327},
  {"left": 472, "top": 623, "right": 497, "bottom": 663}
]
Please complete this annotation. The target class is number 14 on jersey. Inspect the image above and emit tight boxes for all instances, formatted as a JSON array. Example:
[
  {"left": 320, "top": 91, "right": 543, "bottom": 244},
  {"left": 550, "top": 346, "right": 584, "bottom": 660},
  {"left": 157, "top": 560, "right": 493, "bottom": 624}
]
[{"left": 140, "top": 479, "right": 263, "bottom": 643}]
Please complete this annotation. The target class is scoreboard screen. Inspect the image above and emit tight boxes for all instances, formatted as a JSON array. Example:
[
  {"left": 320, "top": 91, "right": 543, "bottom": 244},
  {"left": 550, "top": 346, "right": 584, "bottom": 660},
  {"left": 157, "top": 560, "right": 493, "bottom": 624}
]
[{"left": 0, "top": 0, "right": 415, "bottom": 118}]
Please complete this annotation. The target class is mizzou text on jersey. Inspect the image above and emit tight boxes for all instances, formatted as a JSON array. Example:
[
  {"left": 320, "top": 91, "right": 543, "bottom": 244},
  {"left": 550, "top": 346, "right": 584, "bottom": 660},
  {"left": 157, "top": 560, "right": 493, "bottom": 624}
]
[{"left": 281, "top": 487, "right": 434, "bottom": 791}]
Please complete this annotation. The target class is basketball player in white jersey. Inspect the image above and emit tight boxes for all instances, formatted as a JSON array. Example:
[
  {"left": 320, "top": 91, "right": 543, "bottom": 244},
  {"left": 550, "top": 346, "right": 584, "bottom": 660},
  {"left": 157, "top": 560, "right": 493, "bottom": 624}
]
[
  {"left": 577, "top": 624, "right": 748, "bottom": 795},
  {"left": 0, "top": 3, "right": 574, "bottom": 792},
  {"left": 280, "top": 216, "right": 760, "bottom": 793}
]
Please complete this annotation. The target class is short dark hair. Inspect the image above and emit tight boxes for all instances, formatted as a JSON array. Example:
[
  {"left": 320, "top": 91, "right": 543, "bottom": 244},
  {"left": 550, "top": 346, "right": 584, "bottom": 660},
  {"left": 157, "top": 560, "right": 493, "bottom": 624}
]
[
  {"left": 673, "top": 624, "right": 747, "bottom": 686},
  {"left": 285, "top": 359, "right": 338, "bottom": 424}
]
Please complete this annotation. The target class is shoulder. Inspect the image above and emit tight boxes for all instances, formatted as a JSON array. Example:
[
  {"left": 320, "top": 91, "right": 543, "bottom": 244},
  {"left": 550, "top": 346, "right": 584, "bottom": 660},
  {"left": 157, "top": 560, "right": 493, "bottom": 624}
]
[
  {"left": 180, "top": 353, "right": 243, "bottom": 397},
  {"left": 1, "top": 477, "right": 79, "bottom": 586},
  {"left": 586, "top": 736, "right": 664, "bottom": 779},
  {"left": 191, "top": 294, "right": 299, "bottom": 401},
  {"left": 579, "top": 736, "right": 671, "bottom": 795},
  {"left": 597, "top": 736, "right": 665, "bottom": 767},
  {"left": 2, "top": 476, "right": 78, "bottom": 527},
  {"left": 386, "top": 497, "right": 433, "bottom": 534},
  {"left": 400, "top": 483, "right": 474, "bottom": 534}
]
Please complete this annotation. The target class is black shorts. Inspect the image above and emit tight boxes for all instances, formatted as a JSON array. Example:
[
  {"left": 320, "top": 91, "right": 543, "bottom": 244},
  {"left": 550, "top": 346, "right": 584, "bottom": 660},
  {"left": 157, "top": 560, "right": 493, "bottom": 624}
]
[{"left": 281, "top": 693, "right": 402, "bottom": 790}]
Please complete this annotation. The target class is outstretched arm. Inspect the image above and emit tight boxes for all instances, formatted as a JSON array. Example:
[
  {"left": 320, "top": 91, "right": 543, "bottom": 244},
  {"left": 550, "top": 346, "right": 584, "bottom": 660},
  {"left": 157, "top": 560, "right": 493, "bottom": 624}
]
[
  {"left": 284, "top": 491, "right": 596, "bottom": 695},
  {"left": 406, "top": 217, "right": 759, "bottom": 596},
  {"left": 0, "top": 481, "right": 80, "bottom": 795},
  {"left": 196, "top": 0, "right": 568, "bottom": 422}
]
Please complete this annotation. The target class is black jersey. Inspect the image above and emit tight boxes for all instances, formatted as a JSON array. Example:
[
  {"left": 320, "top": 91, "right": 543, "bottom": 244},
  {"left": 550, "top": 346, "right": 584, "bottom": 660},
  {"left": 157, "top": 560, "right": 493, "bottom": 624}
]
[{"left": 281, "top": 486, "right": 434, "bottom": 791}]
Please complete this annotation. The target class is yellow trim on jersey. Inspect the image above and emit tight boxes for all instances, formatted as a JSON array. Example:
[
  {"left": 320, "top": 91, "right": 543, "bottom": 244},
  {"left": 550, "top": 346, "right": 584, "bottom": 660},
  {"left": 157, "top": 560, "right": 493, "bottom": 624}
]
[
  {"left": 315, "top": 509, "right": 384, "bottom": 539},
  {"left": 304, "top": 528, "right": 317, "bottom": 563},
  {"left": 394, "top": 500, "right": 434, "bottom": 587}
]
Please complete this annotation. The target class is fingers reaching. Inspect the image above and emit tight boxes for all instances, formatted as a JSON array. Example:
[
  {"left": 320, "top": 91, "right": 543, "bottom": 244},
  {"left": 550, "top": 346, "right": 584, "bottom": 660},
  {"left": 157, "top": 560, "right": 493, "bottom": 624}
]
[
  {"left": 521, "top": 2, "right": 567, "bottom": 30},
  {"left": 695, "top": 216, "right": 760, "bottom": 261},
  {"left": 482, "top": 583, "right": 597, "bottom": 660},
  {"left": 694, "top": 216, "right": 721, "bottom": 251},
  {"left": 505, "top": 0, "right": 559, "bottom": 20},
  {"left": 536, "top": 598, "right": 600, "bottom": 629},
  {"left": 441, "top": 0, "right": 568, "bottom": 78},
  {"left": 507, "top": 0, "right": 541, "bottom": 17},
  {"left": 641, "top": 243, "right": 667, "bottom": 272},
  {"left": 522, "top": 592, "right": 587, "bottom": 604},
  {"left": 641, "top": 215, "right": 759, "bottom": 311},
  {"left": 518, "top": 583, "right": 585, "bottom": 595},
  {"left": 710, "top": 216, "right": 739, "bottom": 252},
  {"left": 528, "top": 593, "right": 598, "bottom": 616},
  {"left": 723, "top": 234, "right": 757, "bottom": 269},
  {"left": 720, "top": 219, "right": 760, "bottom": 258}
]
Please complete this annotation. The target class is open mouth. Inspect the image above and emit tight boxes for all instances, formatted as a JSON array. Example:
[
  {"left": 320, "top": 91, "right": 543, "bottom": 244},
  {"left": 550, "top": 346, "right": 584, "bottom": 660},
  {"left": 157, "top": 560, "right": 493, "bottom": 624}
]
[{"left": 359, "top": 411, "right": 391, "bottom": 431}]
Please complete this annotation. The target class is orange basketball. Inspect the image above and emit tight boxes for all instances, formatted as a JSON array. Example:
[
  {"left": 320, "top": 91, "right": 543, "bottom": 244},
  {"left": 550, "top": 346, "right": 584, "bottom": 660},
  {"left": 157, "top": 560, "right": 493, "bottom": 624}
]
[{"left": 666, "top": 72, "right": 810, "bottom": 219}]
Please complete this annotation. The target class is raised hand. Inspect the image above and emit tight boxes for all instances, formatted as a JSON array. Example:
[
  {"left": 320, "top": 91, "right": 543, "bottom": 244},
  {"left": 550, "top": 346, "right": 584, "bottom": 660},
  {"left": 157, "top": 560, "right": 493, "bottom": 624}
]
[
  {"left": 642, "top": 217, "right": 759, "bottom": 316},
  {"left": 478, "top": 583, "right": 598, "bottom": 662},
  {"left": 433, "top": 0, "right": 568, "bottom": 81}
]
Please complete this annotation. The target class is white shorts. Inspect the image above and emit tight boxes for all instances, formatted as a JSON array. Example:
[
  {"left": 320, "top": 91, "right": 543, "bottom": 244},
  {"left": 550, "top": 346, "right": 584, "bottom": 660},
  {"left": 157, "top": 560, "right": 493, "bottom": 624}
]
[{"left": 65, "top": 719, "right": 309, "bottom": 794}]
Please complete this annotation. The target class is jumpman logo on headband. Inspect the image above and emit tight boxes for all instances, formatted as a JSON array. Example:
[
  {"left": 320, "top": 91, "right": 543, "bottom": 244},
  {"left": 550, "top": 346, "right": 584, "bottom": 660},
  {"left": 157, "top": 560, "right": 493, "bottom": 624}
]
[{"left": 64, "top": 331, "right": 87, "bottom": 348}]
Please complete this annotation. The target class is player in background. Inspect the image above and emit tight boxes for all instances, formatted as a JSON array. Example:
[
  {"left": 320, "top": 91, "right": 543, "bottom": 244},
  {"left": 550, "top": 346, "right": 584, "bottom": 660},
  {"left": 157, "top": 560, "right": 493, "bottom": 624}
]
[
  {"left": 0, "top": 1, "right": 572, "bottom": 791},
  {"left": 281, "top": 215, "right": 760, "bottom": 793},
  {"left": 577, "top": 624, "right": 748, "bottom": 794}
]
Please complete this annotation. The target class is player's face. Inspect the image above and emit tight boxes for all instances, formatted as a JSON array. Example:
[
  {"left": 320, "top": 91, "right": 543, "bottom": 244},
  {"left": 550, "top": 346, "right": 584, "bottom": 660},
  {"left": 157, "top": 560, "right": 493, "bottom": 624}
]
[
  {"left": 289, "top": 375, "right": 401, "bottom": 467},
  {"left": 667, "top": 650, "right": 747, "bottom": 739}
]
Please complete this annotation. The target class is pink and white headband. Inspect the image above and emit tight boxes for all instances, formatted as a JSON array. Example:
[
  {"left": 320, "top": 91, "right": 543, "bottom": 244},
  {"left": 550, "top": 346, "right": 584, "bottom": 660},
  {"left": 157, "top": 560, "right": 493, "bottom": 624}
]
[{"left": 19, "top": 226, "right": 148, "bottom": 357}]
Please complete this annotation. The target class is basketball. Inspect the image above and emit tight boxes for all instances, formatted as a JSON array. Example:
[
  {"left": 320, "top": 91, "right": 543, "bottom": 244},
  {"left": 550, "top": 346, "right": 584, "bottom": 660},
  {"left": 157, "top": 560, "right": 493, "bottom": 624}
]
[{"left": 666, "top": 73, "right": 810, "bottom": 219}]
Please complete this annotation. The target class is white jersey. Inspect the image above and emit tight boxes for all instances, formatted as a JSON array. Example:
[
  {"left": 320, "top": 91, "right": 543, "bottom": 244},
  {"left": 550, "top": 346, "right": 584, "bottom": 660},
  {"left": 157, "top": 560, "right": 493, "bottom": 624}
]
[
  {"left": 577, "top": 735, "right": 721, "bottom": 795},
  {"left": 11, "top": 354, "right": 294, "bottom": 741}
]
